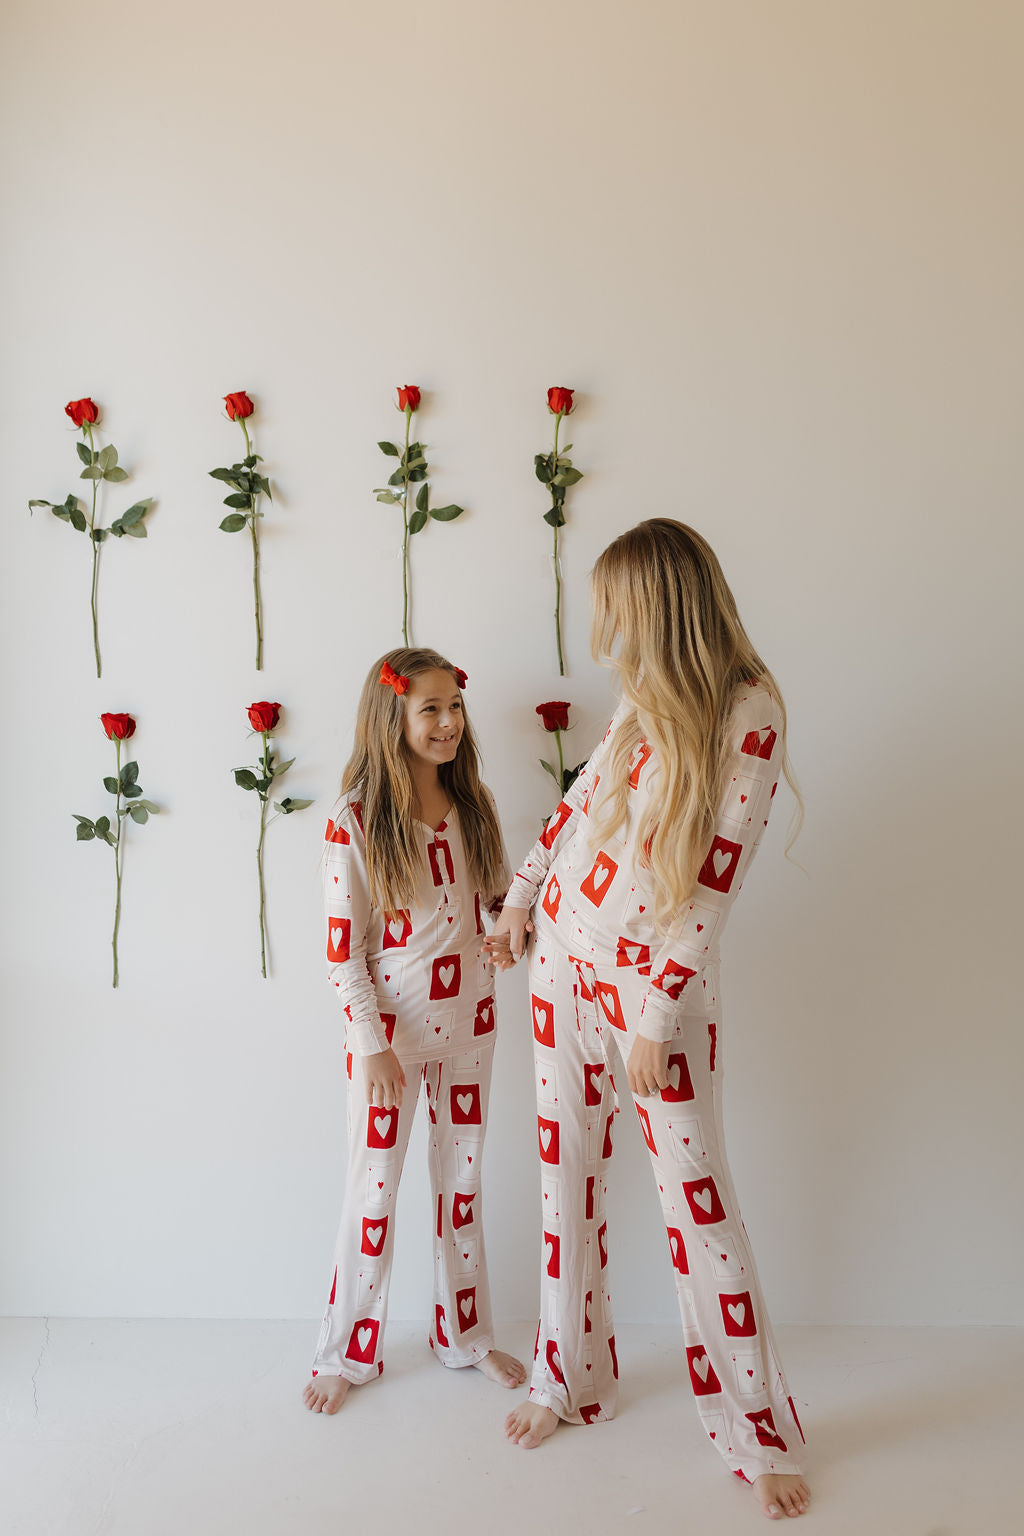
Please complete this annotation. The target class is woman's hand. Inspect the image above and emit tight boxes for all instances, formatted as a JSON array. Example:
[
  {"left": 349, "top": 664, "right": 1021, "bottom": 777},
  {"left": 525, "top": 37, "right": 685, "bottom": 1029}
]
[
  {"left": 627, "top": 1034, "right": 672, "bottom": 1098},
  {"left": 363, "top": 1047, "right": 406, "bottom": 1109},
  {"left": 484, "top": 906, "right": 534, "bottom": 970}
]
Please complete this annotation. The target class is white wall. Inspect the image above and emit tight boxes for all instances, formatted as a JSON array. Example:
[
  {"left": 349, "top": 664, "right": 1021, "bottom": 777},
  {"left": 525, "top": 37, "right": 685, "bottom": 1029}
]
[{"left": 1, "top": 0, "right": 1021, "bottom": 1328}]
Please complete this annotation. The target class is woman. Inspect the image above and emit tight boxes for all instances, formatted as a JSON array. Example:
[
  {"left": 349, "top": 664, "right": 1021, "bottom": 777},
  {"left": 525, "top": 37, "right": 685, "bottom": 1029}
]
[{"left": 489, "top": 520, "right": 810, "bottom": 1522}]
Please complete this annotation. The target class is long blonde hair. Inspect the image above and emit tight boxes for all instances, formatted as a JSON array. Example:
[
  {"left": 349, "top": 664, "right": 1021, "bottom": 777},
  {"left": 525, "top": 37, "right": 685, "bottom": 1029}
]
[
  {"left": 589, "top": 519, "right": 802, "bottom": 924},
  {"left": 341, "top": 648, "right": 506, "bottom": 915}
]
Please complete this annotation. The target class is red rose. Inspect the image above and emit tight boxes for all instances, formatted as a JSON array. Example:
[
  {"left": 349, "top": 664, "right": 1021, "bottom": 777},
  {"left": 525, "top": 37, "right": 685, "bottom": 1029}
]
[
  {"left": 65, "top": 398, "right": 99, "bottom": 427},
  {"left": 546, "top": 387, "right": 574, "bottom": 417},
  {"left": 100, "top": 712, "right": 136, "bottom": 741},
  {"left": 536, "top": 701, "right": 571, "bottom": 732},
  {"left": 247, "top": 700, "right": 281, "bottom": 733},
  {"left": 397, "top": 385, "right": 421, "bottom": 413},
  {"left": 224, "top": 392, "right": 255, "bottom": 421}
]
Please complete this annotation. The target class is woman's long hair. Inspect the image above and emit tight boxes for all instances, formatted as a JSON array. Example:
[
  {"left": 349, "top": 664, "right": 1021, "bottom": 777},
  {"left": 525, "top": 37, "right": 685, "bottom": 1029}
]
[
  {"left": 341, "top": 648, "right": 506, "bottom": 915},
  {"left": 589, "top": 519, "right": 802, "bottom": 924}
]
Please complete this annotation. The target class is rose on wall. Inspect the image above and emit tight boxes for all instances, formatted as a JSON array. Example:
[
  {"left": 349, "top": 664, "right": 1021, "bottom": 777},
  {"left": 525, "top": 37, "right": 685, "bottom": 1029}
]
[
  {"left": 210, "top": 392, "right": 273, "bottom": 670},
  {"left": 534, "top": 387, "right": 583, "bottom": 675},
  {"left": 30, "top": 399, "right": 155, "bottom": 677},
  {"left": 73, "top": 713, "right": 160, "bottom": 988},
  {"left": 374, "top": 385, "right": 465, "bottom": 645},
  {"left": 233, "top": 702, "right": 312, "bottom": 978},
  {"left": 536, "top": 700, "right": 585, "bottom": 799}
]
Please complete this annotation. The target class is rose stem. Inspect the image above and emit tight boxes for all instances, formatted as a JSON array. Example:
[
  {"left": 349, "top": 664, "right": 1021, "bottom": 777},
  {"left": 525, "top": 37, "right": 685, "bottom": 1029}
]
[
  {"left": 401, "top": 404, "right": 411, "bottom": 645},
  {"left": 257, "top": 730, "right": 269, "bottom": 978},
  {"left": 552, "top": 411, "right": 564, "bottom": 676},
  {"left": 240, "top": 417, "right": 263, "bottom": 671},
  {"left": 112, "top": 736, "right": 123, "bottom": 988},
  {"left": 86, "top": 422, "right": 102, "bottom": 678}
]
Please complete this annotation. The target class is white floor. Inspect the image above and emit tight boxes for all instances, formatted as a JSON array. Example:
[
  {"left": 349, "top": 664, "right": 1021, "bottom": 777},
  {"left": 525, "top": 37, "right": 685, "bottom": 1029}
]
[{"left": 1, "top": 1319, "right": 1018, "bottom": 1536}]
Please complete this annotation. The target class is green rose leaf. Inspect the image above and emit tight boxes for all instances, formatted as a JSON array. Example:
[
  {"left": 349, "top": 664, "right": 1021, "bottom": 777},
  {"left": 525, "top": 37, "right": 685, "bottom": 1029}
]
[
  {"left": 80, "top": 464, "right": 103, "bottom": 480},
  {"left": 429, "top": 504, "right": 463, "bottom": 522},
  {"left": 120, "top": 503, "right": 147, "bottom": 528},
  {"left": 415, "top": 483, "right": 429, "bottom": 513},
  {"left": 91, "top": 527, "right": 108, "bottom": 542},
  {"left": 121, "top": 761, "right": 139, "bottom": 786},
  {"left": 406, "top": 466, "right": 427, "bottom": 483},
  {"left": 122, "top": 783, "right": 143, "bottom": 799},
  {"left": 378, "top": 441, "right": 400, "bottom": 456},
  {"left": 68, "top": 506, "right": 88, "bottom": 533},
  {"left": 222, "top": 492, "right": 252, "bottom": 509},
  {"left": 129, "top": 806, "right": 149, "bottom": 824},
  {"left": 375, "top": 490, "right": 400, "bottom": 505},
  {"left": 76, "top": 443, "right": 95, "bottom": 466},
  {"left": 272, "top": 757, "right": 296, "bottom": 777},
  {"left": 219, "top": 513, "right": 248, "bottom": 532},
  {"left": 406, "top": 456, "right": 427, "bottom": 472},
  {"left": 109, "top": 521, "right": 125, "bottom": 537},
  {"left": 133, "top": 800, "right": 160, "bottom": 813},
  {"left": 51, "top": 507, "right": 71, "bottom": 520},
  {"left": 387, "top": 468, "right": 406, "bottom": 488},
  {"left": 408, "top": 508, "right": 428, "bottom": 535},
  {"left": 209, "top": 467, "right": 241, "bottom": 486},
  {"left": 534, "top": 455, "right": 553, "bottom": 484},
  {"left": 124, "top": 522, "right": 147, "bottom": 538},
  {"left": 539, "top": 760, "right": 559, "bottom": 781},
  {"left": 552, "top": 467, "right": 583, "bottom": 487},
  {"left": 103, "top": 776, "right": 119, "bottom": 795},
  {"left": 234, "top": 769, "right": 258, "bottom": 791},
  {"left": 275, "top": 797, "right": 313, "bottom": 813},
  {"left": 28, "top": 499, "right": 53, "bottom": 512},
  {"left": 543, "top": 506, "right": 566, "bottom": 528},
  {"left": 98, "top": 444, "right": 117, "bottom": 472},
  {"left": 94, "top": 815, "right": 111, "bottom": 837},
  {"left": 104, "top": 466, "right": 129, "bottom": 482},
  {"left": 256, "top": 475, "right": 272, "bottom": 500}
]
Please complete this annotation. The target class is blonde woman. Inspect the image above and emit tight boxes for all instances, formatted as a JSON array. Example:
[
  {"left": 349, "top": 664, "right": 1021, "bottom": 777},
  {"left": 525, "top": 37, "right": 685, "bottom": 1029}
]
[
  {"left": 304, "top": 649, "right": 525, "bottom": 1414},
  {"left": 489, "top": 522, "right": 810, "bottom": 1521}
]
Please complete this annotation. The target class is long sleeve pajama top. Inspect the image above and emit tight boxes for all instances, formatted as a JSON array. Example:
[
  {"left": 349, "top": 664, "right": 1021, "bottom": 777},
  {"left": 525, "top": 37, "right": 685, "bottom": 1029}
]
[
  {"left": 502, "top": 682, "right": 784, "bottom": 1042},
  {"left": 324, "top": 795, "right": 512, "bottom": 1064}
]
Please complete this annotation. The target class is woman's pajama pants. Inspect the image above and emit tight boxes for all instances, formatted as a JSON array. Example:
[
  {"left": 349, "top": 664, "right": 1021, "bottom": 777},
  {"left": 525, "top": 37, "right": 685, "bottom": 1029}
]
[
  {"left": 312, "top": 1042, "right": 496, "bottom": 1382},
  {"left": 527, "top": 935, "right": 806, "bottom": 1482}
]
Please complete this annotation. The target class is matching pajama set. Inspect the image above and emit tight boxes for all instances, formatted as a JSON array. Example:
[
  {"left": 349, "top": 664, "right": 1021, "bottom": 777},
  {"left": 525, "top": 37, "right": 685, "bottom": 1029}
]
[
  {"left": 502, "top": 683, "right": 807, "bottom": 1482},
  {"left": 313, "top": 795, "right": 510, "bottom": 1384}
]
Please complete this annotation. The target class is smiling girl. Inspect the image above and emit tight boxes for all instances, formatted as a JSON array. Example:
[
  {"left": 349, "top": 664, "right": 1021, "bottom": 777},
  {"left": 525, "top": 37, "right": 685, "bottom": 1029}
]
[{"left": 303, "top": 648, "right": 525, "bottom": 1414}]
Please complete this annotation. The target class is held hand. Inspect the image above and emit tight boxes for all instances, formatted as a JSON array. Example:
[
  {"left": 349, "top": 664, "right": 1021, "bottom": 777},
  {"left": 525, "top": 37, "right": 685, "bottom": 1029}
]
[
  {"left": 363, "top": 1047, "right": 406, "bottom": 1109},
  {"left": 627, "top": 1034, "right": 672, "bottom": 1098},
  {"left": 484, "top": 907, "right": 534, "bottom": 968}
]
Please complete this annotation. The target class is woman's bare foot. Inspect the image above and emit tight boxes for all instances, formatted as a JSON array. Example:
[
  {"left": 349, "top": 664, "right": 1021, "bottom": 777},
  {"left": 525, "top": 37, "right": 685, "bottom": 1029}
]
[
  {"left": 752, "top": 1473, "right": 811, "bottom": 1519},
  {"left": 302, "top": 1374, "right": 351, "bottom": 1415},
  {"left": 505, "top": 1400, "right": 559, "bottom": 1448},
  {"left": 473, "top": 1349, "right": 527, "bottom": 1388}
]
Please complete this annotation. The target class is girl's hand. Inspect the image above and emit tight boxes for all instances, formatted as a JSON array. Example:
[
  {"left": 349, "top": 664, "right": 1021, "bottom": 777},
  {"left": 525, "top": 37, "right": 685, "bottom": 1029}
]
[
  {"left": 627, "top": 1034, "right": 672, "bottom": 1098},
  {"left": 484, "top": 907, "right": 534, "bottom": 969},
  {"left": 363, "top": 1047, "right": 406, "bottom": 1109}
]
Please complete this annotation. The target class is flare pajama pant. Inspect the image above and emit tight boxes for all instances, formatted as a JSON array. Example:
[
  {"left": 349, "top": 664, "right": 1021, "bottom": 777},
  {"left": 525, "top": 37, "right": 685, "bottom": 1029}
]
[
  {"left": 527, "top": 933, "right": 806, "bottom": 1482},
  {"left": 312, "top": 1042, "right": 496, "bottom": 1382}
]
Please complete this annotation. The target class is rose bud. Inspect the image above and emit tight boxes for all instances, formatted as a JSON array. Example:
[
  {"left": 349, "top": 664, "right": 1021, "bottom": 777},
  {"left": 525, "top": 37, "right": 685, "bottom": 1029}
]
[
  {"left": 536, "top": 701, "right": 571, "bottom": 732},
  {"left": 247, "top": 700, "right": 282, "bottom": 733},
  {"left": 546, "top": 387, "right": 574, "bottom": 417},
  {"left": 100, "top": 712, "right": 137, "bottom": 741},
  {"left": 65, "top": 398, "right": 99, "bottom": 427},
  {"left": 224, "top": 392, "right": 255, "bottom": 421},
  {"left": 397, "top": 385, "right": 421, "bottom": 413}
]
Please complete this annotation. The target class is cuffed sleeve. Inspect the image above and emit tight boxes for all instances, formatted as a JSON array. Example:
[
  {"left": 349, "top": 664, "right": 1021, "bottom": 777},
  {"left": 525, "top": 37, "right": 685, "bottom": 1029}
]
[
  {"left": 637, "top": 694, "right": 784, "bottom": 1043},
  {"left": 323, "top": 803, "right": 392, "bottom": 1057}
]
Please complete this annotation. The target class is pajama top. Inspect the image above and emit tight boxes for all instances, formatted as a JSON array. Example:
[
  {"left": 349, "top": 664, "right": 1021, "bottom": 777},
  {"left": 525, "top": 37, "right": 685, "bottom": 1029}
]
[
  {"left": 324, "top": 795, "right": 511, "bottom": 1063},
  {"left": 503, "top": 682, "right": 784, "bottom": 1043}
]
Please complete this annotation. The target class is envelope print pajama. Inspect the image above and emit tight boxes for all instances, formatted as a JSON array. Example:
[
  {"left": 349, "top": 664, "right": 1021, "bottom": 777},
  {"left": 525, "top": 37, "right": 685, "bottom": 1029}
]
[
  {"left": 505, "top": 685, "right": 807, "bottom": 1481},
  {"left": 314, "top": 795, "right": 510, "bottom": 1383}
]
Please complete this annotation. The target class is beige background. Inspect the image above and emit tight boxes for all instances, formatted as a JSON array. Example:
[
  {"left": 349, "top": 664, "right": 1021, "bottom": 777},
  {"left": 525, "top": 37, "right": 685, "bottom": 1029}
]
[{"left": 1, "top": 0, "right": 1021, "bottom": 1327}]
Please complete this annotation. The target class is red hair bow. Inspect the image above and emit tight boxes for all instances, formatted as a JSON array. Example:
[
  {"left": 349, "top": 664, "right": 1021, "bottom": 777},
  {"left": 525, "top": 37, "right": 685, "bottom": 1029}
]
[
  {"left": 454, "top": 667, "right": 468, "bottom": 689},
  {"left": 379, "top": 661, "right": 409, "bottom": 696}
]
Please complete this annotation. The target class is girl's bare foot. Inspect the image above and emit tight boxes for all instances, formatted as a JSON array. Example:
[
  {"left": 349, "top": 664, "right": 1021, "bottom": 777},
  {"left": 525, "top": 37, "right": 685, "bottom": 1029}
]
[
  {"left": 473, "top": 1349, "right": 527, "bottom": 1388},
  {"left": 752, "top": 1473, "right": 811, "bottom": 1519},
  {"left": 505, "top": 1400, "right": 559, "bottom": 1447},
  {"left": 302, "top": 1374, "right": 351, "bottom": 1415}
]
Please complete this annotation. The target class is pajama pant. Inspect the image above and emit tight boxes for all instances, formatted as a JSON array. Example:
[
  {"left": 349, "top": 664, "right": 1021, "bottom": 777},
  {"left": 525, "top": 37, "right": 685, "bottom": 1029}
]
[
  {"left": 312, "top": 1042, "right": 496, "bottom": 1382},
  {"left": 528, "top": 933, "right": 806, "bottom": 1482}
]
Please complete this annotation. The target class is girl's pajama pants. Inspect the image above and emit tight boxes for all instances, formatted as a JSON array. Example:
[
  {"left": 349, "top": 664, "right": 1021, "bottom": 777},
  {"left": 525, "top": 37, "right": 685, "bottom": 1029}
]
[
  {"left": 312, "top": 1042, "right": 496, "bottom": 1382},
  {"left": 527, "top": 934, "right": 806, "bottom": 1483}
]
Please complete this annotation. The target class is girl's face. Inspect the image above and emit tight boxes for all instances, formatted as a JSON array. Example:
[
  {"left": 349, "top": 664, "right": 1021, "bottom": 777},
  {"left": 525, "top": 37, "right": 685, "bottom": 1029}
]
[{"left": 402, "top": 668, "right": 464, "bottom": 769}]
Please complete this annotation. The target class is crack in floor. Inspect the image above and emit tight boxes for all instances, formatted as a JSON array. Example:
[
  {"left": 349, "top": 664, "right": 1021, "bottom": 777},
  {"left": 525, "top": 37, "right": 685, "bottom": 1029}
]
[{"left": 30, "top": 1316, "right": 51, "bottom": 1419}]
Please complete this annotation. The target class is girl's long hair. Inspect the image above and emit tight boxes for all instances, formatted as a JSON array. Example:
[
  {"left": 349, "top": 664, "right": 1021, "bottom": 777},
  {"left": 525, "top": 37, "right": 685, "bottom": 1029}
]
[
  {"left": 341, "top": 648, "right": 506, "bottom": 915},
  {"left": 589, "top": 518, "right": 802, "bottom": 925}
]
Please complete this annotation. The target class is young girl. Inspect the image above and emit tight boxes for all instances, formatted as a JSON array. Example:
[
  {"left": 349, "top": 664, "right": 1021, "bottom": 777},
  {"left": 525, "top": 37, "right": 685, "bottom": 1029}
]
[
  {"left": 489, "top": 521, "right": 811, "bottom": 1521},
  {"left": 303, "top": 648, "right": 525, "bottom": 1414}
]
